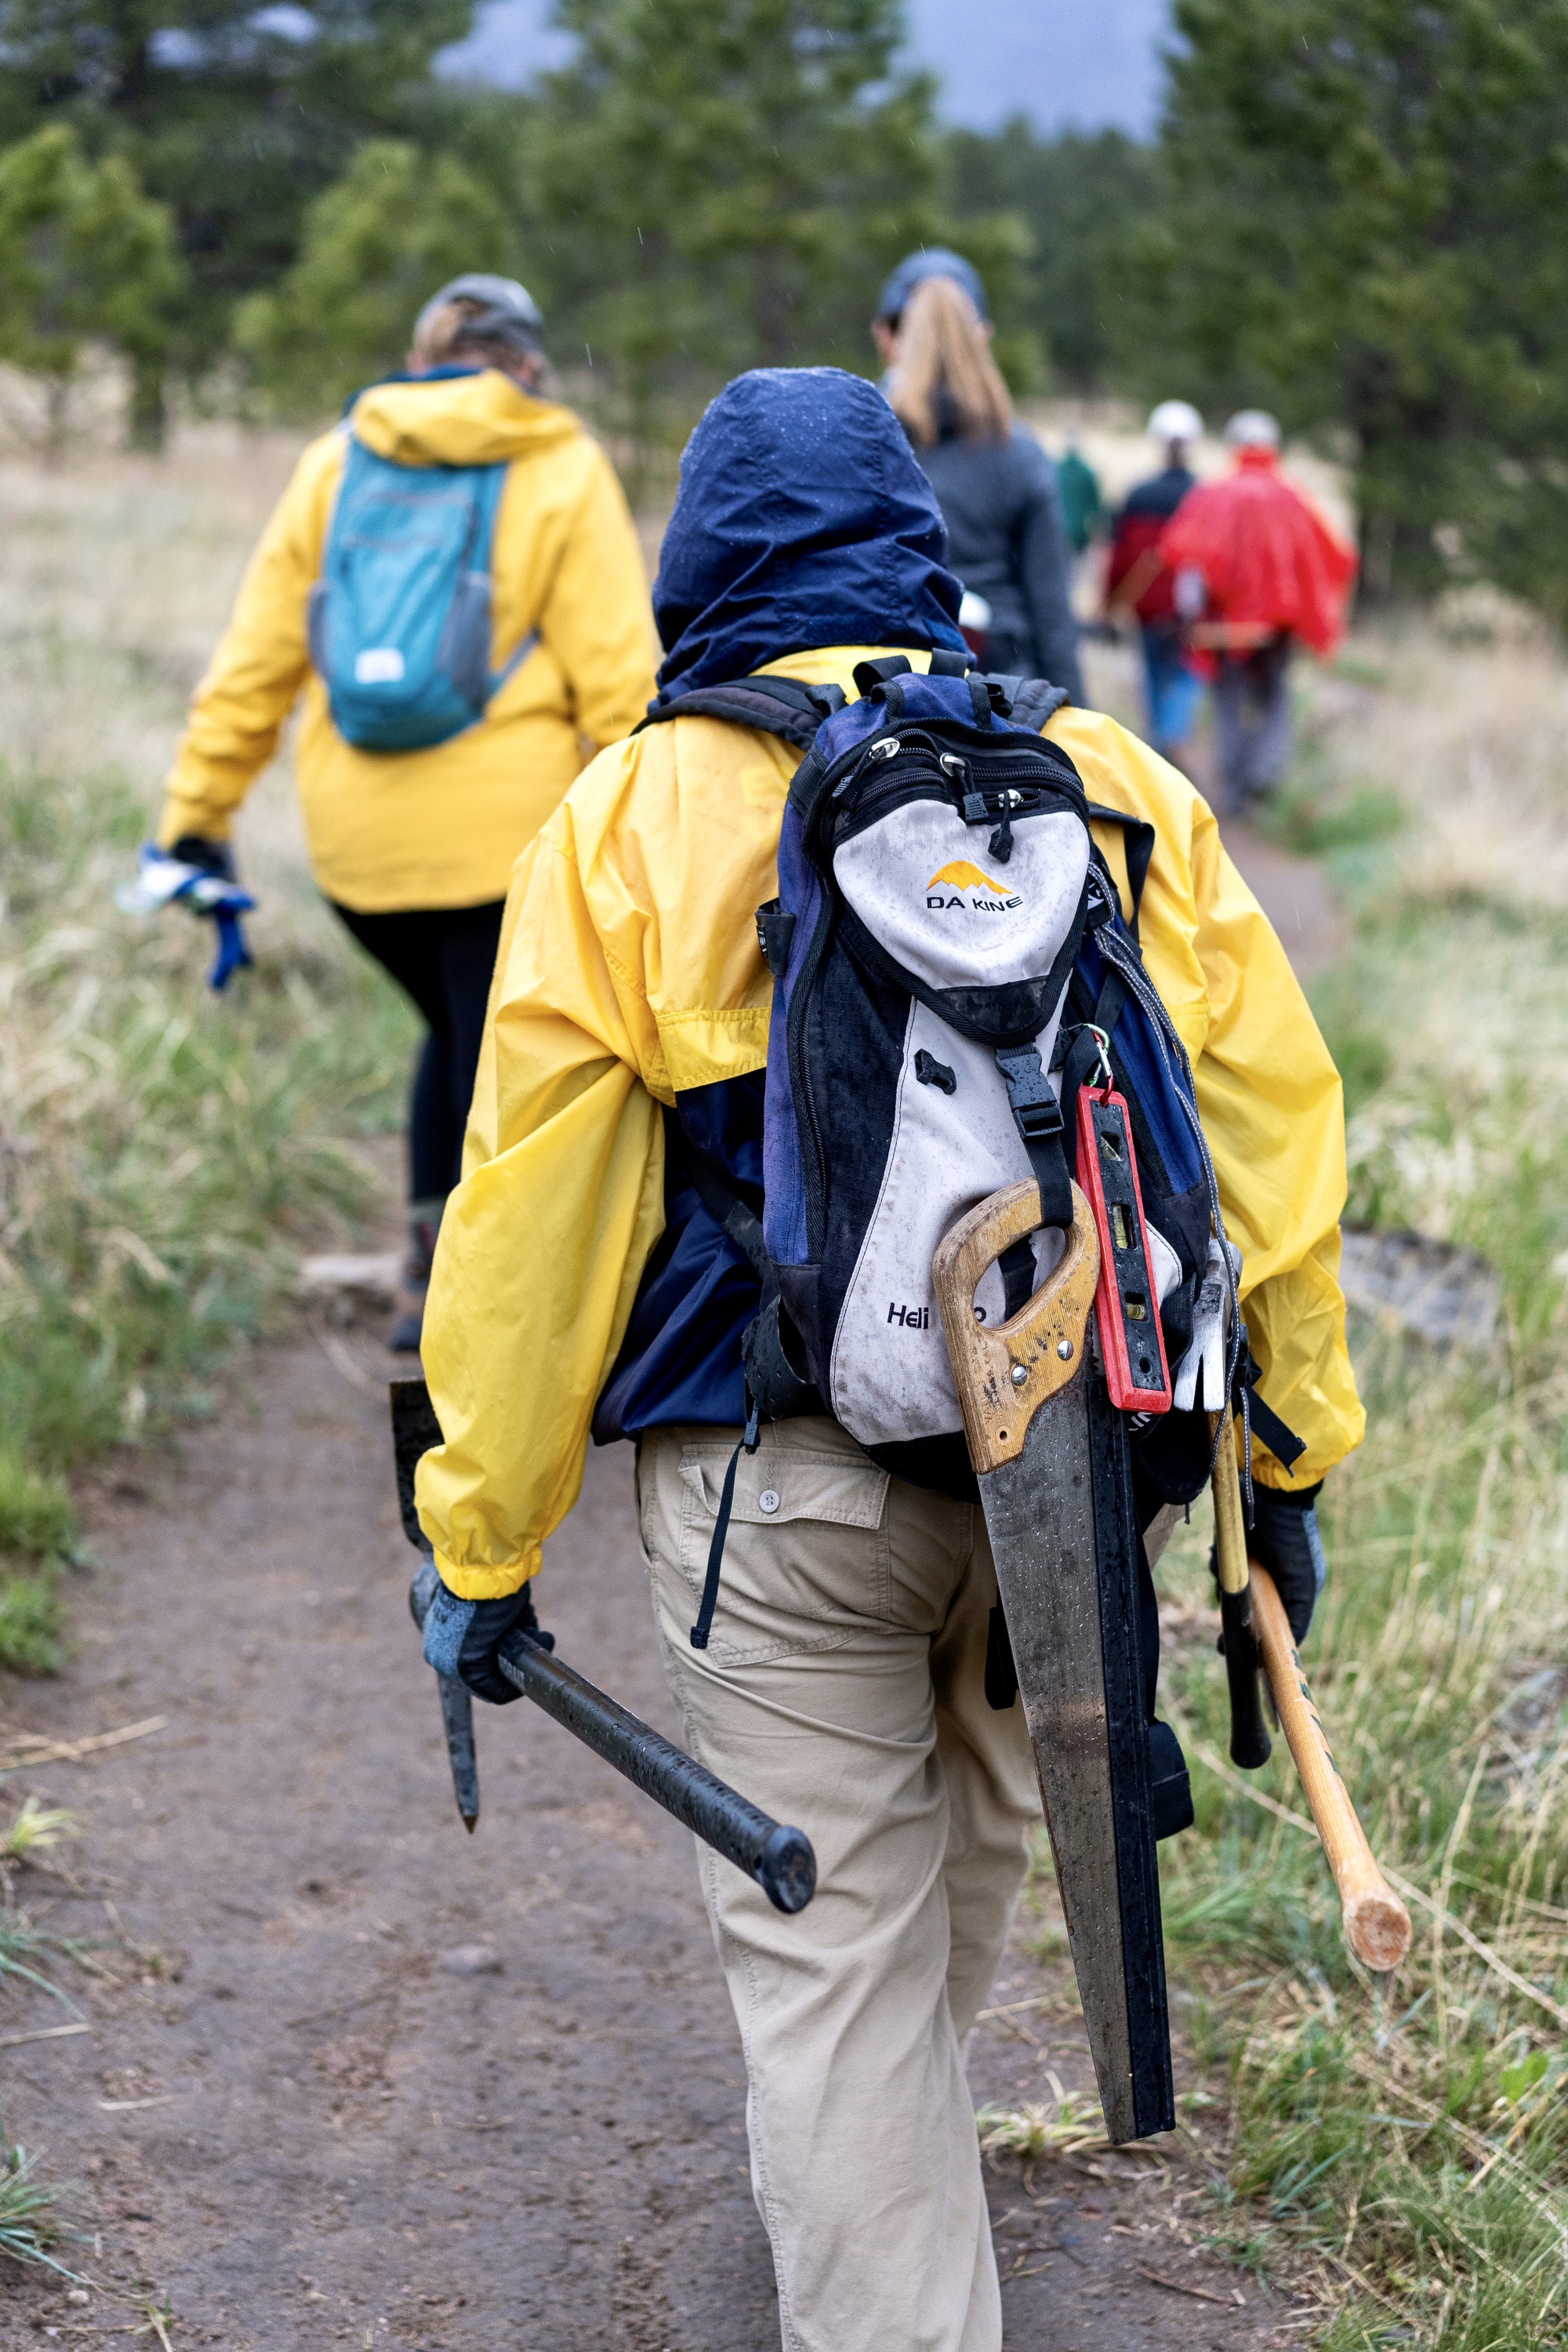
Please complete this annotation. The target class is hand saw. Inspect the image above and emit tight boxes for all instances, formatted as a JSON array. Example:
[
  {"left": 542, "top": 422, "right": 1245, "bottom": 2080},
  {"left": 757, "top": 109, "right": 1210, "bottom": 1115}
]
[{"left": 934, "top": 1178, "right": 1174, "bottom": 2143}]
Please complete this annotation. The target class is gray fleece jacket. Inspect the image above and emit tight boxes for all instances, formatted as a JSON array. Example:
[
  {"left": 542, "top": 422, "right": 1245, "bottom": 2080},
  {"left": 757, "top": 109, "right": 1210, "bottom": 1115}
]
[{"left": 909, "top": 423, "right": 1084, "bottom": 703}]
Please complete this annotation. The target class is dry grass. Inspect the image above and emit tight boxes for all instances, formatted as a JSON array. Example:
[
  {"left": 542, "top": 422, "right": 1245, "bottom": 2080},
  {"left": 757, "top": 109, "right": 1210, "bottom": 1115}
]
[
  {"left": 1310, "top": 604, "right": 1568, "bottom": 916},
  {"left": 0, "top": 421, "right": 417, "bottom": 1662},
  {"left": 0, "top": 417, "right": 318, "bottom": 917}
]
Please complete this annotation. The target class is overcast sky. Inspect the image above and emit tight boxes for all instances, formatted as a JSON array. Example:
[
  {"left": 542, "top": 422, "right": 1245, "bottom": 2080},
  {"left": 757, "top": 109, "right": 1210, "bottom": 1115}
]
[{"left": 436, "top": 0, "right": 1172, "bottom": 139}]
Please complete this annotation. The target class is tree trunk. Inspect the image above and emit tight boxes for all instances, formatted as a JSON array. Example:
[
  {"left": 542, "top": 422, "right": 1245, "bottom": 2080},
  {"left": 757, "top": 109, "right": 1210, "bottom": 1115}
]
[
  {"left": 129, "top": 361, "right": 167, "bottom": 455},
  {"left": 42, "top": 372, "right": 72, "bottom": 469},
  {"left": 751, "top": 249, "right": 794, "bottom": 369}
]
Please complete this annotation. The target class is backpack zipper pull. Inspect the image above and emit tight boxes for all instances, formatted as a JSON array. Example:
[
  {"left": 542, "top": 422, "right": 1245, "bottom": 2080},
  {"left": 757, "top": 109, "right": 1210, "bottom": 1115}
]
[
  {"left": 833, "top": 734, "right": 900, "bottom": 800},
  {"left": 989, "top": 788, "right": 1025, "bottom": 865}
]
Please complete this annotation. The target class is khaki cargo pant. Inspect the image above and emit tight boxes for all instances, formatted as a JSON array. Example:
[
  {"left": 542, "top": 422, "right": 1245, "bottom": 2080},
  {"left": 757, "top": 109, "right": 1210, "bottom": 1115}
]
[{"left": 636, "top": 1415, "right": 1042, "bottom": 2352}]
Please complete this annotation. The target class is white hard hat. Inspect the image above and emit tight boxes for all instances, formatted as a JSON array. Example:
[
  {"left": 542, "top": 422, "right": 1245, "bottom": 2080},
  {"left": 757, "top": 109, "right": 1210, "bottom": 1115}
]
[
  {"left": 1148, "top": 400, "right": 1203, "bottom": 445},
  {"left": 1225, "top": 409, "right": 1281, "bottom": 450}
]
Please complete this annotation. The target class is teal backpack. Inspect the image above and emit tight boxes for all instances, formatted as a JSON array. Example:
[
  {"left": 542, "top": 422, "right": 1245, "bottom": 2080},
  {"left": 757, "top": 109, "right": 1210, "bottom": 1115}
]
[{"left": 307, "top": 430, "right": 537, "bottom": 754}]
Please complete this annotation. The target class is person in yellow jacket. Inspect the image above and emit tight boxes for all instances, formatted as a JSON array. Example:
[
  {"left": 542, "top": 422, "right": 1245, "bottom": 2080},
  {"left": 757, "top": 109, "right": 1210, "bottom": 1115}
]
[
  {"left": 154, "top": 274, "right": 656, "bottom": 1345},
  {"left": 413, "top": 368, "right": 1364, "bottom": 2352}
]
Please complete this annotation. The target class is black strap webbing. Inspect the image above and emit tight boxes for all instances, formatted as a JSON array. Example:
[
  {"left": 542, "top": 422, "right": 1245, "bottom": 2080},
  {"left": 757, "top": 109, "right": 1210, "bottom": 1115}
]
[
  {"left": 994, "top": 1042, "right": 1073, "bottom": 1229},
  {"left": 996, "top": 1236, "right": 1036, "bottom": 1319},
  {"left": 1094, "top": 966, "right": 1131, "bottom": 1042},
  {"left": 1243, "top": 1367, "right": 1306, "bottom": 1472},
  {"left": 681, "top": 1145, "right": 768, "bottom": 1281},
  {"left": 690, "top": 1396, "right": 761, "bottom": 1650},
  {"left": 1085, "top": 802, "right": 1156, "bottom": 935},
  {"left": 634, "top": 676, "right": 844, "bottom": 748}
]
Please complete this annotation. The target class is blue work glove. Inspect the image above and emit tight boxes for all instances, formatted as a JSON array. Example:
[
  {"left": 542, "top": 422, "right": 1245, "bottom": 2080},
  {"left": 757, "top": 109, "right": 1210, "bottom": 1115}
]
[
  {"left": 1248, "top": 1481, "right": 1327, "bottom": 1645},
  {"left": 421, "top": 1580, "right": 552, "bottom": 1705},
  {"left": 116, "top": 837, "right": 256, "bottom": 992}
]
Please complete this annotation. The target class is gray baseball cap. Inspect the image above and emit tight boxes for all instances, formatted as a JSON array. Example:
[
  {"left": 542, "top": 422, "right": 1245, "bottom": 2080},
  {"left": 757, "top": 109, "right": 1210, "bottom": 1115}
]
[
  {"left": 414, "top": 273, "right": 546, "bottom": 356},
  {"left": 874, "top": 247, "right": 989, "bottom": 325}
]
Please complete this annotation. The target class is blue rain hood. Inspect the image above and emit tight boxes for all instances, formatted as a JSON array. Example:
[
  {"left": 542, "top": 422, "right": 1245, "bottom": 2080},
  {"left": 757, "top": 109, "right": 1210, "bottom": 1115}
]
[{"left": 650, "top": 367, "right": 966, "bottom": 705}]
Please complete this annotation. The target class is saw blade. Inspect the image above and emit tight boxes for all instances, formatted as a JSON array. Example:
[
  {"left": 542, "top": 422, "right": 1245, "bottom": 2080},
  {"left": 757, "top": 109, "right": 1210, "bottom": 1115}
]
[
  {"left": 979, "top": 1368, "right": 1172, "bottom": 2143},
  {"left": 932, "top": 1176, "right": 1174, "bottom": 2145}
]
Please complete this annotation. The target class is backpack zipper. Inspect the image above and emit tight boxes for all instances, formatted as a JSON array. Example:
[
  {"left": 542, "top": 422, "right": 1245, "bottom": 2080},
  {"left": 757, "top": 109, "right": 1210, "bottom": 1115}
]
[
  {"left": 827, "top": 760, "right": 1083, "bottom": 844},
  {"left": 786, "top": 887, "right": 836, "bottom": 1261}
]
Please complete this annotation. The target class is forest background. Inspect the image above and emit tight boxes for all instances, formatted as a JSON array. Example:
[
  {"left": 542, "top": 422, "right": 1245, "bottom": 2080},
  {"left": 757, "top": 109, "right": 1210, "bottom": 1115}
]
[{"left": 1, "top": 0, "right": 1566, "bottom": 606}]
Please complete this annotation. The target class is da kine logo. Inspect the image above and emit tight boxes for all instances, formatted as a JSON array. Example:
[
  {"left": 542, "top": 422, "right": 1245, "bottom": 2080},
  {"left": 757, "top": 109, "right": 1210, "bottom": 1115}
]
[{"left": 926, "top": 860, "right": 1024, "bottom": 913}]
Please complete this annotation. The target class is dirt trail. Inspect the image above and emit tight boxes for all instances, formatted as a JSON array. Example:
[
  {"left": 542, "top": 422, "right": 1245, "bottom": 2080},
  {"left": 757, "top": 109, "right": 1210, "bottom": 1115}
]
[
  {"left": 1219, "top": 820, "right": 1343, "bottom": 979},
  {"left": 0, "top": 1318, "right": 1308, "bottom": 2349}
]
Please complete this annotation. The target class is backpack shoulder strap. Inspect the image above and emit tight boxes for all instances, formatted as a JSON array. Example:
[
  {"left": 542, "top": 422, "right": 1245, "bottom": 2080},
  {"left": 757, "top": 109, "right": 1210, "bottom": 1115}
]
[
  {"left": 633, "top": 675, "right": 847, "bottom": 749},
  {"left": 1085, "top": 801, "right": 1156, "bottom": 931},
  {"left": 989, "top": 673, "right": 1071, "bottom": 731}
]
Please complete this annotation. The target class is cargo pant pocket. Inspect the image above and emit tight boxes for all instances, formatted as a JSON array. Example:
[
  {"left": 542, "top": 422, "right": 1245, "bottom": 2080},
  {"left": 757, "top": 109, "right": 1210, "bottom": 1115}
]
[{"left": 670, "top": 1435, "right": 894, "bottom": 1666}]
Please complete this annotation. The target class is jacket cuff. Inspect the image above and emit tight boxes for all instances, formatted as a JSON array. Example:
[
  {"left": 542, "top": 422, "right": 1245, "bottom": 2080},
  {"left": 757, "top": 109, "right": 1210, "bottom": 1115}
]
[
  {"left": 156, "top": 797, "right": 233, "bottom": 849},
  {"left": 1250, "top": 1477, "right": 1323, "bottom": 1516},
  {"left": 435, "top": 1545, "right": 543, "bottom": 1602}
]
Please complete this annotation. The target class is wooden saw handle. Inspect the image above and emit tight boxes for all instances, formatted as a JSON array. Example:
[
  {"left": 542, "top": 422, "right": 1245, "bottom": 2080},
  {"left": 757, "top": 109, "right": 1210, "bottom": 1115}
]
[
  {"left": 1249, "top": 1564, "right": 1413, "bottom": 1972},
  {"left": 931, "top": 1179, "right": 1100, "bottom": 1472}
]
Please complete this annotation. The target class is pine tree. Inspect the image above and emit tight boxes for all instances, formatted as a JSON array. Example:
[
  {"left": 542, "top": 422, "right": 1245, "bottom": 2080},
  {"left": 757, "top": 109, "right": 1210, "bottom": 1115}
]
[
  {"left": 528, "top": 0, "right": 942, "bottom": 455},
  {"left": 1139, "top": 0, "right": 1568, "bottom": 612},
  {"left": 0, "top": 122, "right": 183, "bottom": 454},
  {"left": 0, "top": 0, "right": 479, "bottom": 430},
  {"left": 946, "top": 122, "right": 1157, "bottom": 395},
  {"left": 234, "top": 139, "right": 514, "bottom": 416}
]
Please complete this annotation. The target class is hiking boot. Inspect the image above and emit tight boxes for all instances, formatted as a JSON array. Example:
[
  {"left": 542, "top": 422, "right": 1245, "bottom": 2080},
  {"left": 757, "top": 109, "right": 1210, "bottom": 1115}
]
[
  {"left": 389, "top": 1199, "right": 443, "bottom": 1351},
  {"left": 388, "top": 1299, "right": 425, "bottom": 1353}
]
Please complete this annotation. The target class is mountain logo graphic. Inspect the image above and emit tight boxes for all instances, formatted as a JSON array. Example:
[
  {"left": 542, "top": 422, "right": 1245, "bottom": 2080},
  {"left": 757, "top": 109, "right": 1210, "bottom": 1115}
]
[{"left": 927, "top": 860, "right": 1014, "bottom": 895}]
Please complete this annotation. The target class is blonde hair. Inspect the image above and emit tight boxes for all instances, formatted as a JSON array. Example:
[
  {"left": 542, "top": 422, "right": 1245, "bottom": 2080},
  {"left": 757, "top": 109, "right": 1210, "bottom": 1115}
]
[
  {"left": 410, "top": 296, "right": 554, "bottom": 390},
  {"left": 888, "top": 275, "right": 1012, "bottom": 446}
]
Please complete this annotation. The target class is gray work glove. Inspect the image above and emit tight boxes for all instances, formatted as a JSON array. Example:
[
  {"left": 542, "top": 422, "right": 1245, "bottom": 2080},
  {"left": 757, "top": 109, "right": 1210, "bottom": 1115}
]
[
  {"left": 422, "top": 1581, "right": 552, "bottom": 1705},
  {"left": 1247, "top": 1481, "right": 1327, "bottom": 1645}
]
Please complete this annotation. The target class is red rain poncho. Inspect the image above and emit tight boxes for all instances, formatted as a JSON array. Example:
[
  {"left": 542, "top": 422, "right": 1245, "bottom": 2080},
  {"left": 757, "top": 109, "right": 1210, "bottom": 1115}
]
[{"left": 1159, "top": 449, "right": 1357, "bottom": 657}]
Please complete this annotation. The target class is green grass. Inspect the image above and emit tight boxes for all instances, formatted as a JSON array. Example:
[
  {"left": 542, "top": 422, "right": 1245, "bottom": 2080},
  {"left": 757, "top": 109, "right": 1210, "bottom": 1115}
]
[
  {"left": 1145, "top": 1344, "right": 1568, "bottom": 2345},
  {"left": 0, "top": 750, "right": 417, "bottom": 1670},
  {"left": 0, "top": 2134, "right": 85, "bottom": 2282},
  {"left": 1067, "top": 889, "right": 1568, "bottom": 2345},
  {"left": 1313, "top": 899, "right": 1568, "bottom": 1339}
]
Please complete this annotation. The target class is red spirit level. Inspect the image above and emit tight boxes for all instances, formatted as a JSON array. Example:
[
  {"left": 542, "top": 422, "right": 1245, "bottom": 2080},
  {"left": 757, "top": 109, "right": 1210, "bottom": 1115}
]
[{"left": 1074, "top": 1084, "right": 1173, "bottom": 1414}]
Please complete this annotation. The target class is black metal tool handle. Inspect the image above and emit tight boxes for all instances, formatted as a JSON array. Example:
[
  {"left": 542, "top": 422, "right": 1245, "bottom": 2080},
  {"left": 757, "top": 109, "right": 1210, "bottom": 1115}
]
[
  {"left": 1210, "top": 1406, "right": 1273, "bottom": 1771},
  {"left": 1219, "top": 1584, "right": 1273, "bottom": 1770},
  {"left": 395, "top": 1379, "right": 816, "bottom": 1915},
  {"left": 496, "top": 1631, "right": 816, "bottom": 1915}
]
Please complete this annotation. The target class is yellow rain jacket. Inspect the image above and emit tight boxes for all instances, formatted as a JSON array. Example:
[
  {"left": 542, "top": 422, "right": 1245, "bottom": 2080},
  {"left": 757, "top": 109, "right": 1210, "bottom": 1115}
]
[
  {"left": 157, "top": 370, "right": 658, "bottom": 913},
  {"left": 416, "top": 647, "right": 1364, "bottom": 1598}
]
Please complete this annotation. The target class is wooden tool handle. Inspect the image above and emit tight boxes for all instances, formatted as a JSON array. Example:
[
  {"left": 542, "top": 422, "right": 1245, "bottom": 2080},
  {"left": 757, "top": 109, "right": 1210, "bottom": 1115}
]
[
  {"left": 931, "top": 1180, "right": 1099, "bottom": 1472},
  {"left": 1207, "top": 1408, "right": 1250, "bottom": 1595},
  {"left": 1249, "top": 1565, "right": 1413, "bottom": 1973},
  {"left": 1206, "top": 1415, "right": 1272, "bottom": 1769}
]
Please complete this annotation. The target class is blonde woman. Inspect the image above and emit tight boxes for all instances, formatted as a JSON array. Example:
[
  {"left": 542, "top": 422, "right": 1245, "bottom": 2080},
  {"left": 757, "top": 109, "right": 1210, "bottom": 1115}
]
[
  {"left": 154, "top": 274, "right": 656, "bottom": 1347},
  {"left": 873, "top": 252, "right": 1083, "bottom": 699}
]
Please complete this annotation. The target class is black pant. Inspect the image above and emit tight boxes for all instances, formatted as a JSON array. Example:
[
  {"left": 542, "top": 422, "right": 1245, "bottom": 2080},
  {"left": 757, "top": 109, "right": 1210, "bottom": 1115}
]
[
  {"left": 331, "top": 899, "right": 506, "bottom": 1205},
  {"left": 1213, "top": 636, "right": 1293, "bottom": 809}
]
